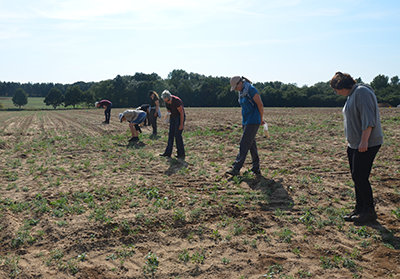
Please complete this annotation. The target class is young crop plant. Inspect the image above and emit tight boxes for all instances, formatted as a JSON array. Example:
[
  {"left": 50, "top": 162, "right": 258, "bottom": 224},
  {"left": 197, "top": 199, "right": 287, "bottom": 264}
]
[
  {"left": 178, "top": 249, "right": 190, "bottom": 263},
  {"left": 143, "top": 252, "right": 159, "bottom": 274},
  {"left": 275, "top": 227, "right": 295, "bottom": 244}
]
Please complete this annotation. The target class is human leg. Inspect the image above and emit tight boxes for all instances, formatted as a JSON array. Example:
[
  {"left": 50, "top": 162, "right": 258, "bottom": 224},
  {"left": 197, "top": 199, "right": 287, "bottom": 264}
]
[
  {"left": 163, "top": 116, "right": 178, "bottom": 155},
  {"left": 174, "top": 115, "right": 185, "bottom": 157},
  {"left": 347, "top": 145, "right": 381, "bottom": 222},
  {"left": 231, "top": 125, "right": 259, "bottom": 171}
]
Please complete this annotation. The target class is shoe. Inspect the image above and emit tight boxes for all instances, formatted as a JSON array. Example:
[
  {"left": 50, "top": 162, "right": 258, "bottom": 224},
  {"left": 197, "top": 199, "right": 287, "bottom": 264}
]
[
  {"left": 343, "top": 208, "right": 362, "bottom": 222},
  {"left": 351, "top": 208, "right": 377, "bottom": 223},
  {"left": 175, "top": 154, "right": 185, "bottom": 158},
  {"left": 102, "top": 121, "right": 109, "bottom": 124},
  {"left": 128, "top": 137, "right": 139, "bottom": 142},
  {"left": 159, "top": 153, "right": 171, "bottom": 157},
  {"left": 251, "top": 168, "right": 261, "bottom": 175},
  {"left": 226, "top": 168, "right": 240, "bottom": 176}
]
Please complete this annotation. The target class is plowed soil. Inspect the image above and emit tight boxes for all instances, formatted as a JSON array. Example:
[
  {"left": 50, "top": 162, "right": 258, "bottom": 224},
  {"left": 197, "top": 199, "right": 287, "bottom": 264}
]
[{"left": 0, "top": 107, "right": 399, "bottom": 279}]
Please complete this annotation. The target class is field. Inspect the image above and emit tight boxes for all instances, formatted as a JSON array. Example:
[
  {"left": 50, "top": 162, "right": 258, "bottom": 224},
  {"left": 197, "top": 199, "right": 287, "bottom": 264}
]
[
  {"left": 0, "top": 107, "right": 399, "bottom": 279},
  {"left": 0, "top": 97, "right": 88, "bottom": 110}
]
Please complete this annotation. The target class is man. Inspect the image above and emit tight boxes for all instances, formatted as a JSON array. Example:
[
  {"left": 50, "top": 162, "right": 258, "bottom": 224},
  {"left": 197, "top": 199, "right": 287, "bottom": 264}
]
[
  {"left": 118, "top": 109, "right": 147, "bottom": 142},
  {"left": 159, "top": 90, "right": 186, "bottom": 158},
  {"left": 95, "top": 100, "right": 112, "bottom": 124}
]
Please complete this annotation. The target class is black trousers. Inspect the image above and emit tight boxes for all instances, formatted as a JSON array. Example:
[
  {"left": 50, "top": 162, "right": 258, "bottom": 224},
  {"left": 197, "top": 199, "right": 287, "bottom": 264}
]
[
  {"left": 347, "top": 145, "right": 381, "bottom": 210},
  {"left": 149, "top": 108, "right": 158, "bottom": 135}
]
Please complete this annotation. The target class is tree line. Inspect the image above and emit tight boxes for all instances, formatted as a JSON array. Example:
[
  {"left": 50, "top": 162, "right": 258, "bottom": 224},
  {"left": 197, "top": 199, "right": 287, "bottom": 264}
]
[{"left": 2, "top": 70, "right": 400, "bottom": 109}]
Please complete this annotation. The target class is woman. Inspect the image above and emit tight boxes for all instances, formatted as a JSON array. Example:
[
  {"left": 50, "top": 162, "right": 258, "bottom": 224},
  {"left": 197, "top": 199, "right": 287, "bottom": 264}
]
[
  {"left": 148, "top": 90, "right": 160, "bottom": 136},
  {"left": 330, "top": 72, "right": 383, "bottom": 223},
  {"left": 226, "top": 76, "right": 265, "bottom": 176},
  {"left": 118, "top": 109, "right": 147, "bottom": 142},
  {"left": 159, "top": 90, "right": 186, "bottom": 158}
]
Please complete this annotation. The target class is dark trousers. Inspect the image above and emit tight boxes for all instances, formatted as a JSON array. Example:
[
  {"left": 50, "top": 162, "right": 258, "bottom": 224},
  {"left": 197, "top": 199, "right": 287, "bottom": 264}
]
[
  {"left": 149, "top": 108, "right": 158, "bottom": 135},
  {"left": 164, "top": 115, "right": 185, "bottom": 156},
  {"left": 232, "top": 124, "right": 260, "bottom": 171},
  {"left": 105, "top": 104, "right": 112, "bottom": 122},
  {"left": 347, "top": 145, "right": 381, "bottom": 210}
]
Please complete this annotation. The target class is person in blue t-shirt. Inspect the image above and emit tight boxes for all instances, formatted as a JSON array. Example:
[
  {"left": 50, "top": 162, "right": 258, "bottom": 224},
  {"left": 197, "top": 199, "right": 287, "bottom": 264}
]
[{"left": 226, "top": 76, "right": 266, "bottom": 176}]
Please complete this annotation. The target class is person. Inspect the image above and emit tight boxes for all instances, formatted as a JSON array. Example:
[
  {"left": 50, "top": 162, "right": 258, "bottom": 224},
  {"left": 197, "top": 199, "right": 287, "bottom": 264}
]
[
  {"left": 95, "top": 100, "right": 112, "bottom": 124},
  {"left": 226, "top": 76, "right": 265, "bottom": 176},
  {"left": 118, "top": 109, "right": 147, "bottom": 142},
  {"left": 148, "top": 90, "right": 161, "bottom": 136},
  {"left": 159, "top": 90, "right": 185, "bottom": 158},
  {"left": 330, "top": 71, "right": 383, "bottom": 223},
  {"left": 137, "top": 104, "right": 151, "bottom": 126}
]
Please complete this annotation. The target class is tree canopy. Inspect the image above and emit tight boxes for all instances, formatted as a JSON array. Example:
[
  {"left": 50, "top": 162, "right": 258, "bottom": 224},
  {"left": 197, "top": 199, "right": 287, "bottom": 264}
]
[
  {"left": 12, "top": 88, "right": 28, "bottom": 108},
  {"left": 2, "top": 71, "right": 400, "bottom": 108}
]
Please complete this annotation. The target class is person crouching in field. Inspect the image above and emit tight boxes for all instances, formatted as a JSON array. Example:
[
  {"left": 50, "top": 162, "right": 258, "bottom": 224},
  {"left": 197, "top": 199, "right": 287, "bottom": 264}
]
[
  {"left": 226, "top": 76, "right": 265, "bottom": 176},
  {"left": 95, "top": 100, "right": 112, "bottom": 124},
  {"left": 159, "top": 90, "right": 186, "bottom": 158},
  {"left": 330, "top": 72, "right": 383, "bottom": 223},
  {"left": 118, "top": 109, "right": 147, "bottom": 143}
]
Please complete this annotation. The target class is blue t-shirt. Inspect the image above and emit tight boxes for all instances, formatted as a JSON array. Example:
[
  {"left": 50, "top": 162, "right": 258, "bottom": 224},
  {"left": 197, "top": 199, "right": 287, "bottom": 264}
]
[{"left": 240, "top": 85, "right": 261, "bottom": 125}]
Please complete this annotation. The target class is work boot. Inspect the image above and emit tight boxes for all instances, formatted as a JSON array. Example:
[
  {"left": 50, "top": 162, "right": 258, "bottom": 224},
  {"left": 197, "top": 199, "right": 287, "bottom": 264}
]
[
  {"left": 226, "top": 168, "right": 240, "bottom": 176},
  {"left": 343, "top": 207, "right": 363, "bottom": 222},
  {"left": 351, "top": 208, "right": 377, "bottom": 223}
]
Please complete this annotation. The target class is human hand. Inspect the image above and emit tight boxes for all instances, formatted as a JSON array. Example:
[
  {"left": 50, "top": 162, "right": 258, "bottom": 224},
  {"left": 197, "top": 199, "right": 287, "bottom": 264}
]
[{"left": 358, "top": 141, "right": 368, "bottom": 152}]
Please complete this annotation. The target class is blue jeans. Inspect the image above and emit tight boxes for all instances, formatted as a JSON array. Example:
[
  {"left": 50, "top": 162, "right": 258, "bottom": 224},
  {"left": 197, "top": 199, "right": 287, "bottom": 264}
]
[
  {"left": 347, "top": 145, "right": 380, "bottom": 210},
  {"left": 164, "top": 115, "right": 185, "bottom": 156},
  {"left": 232, "top": 124, "right": 260, "bottom": 171}
]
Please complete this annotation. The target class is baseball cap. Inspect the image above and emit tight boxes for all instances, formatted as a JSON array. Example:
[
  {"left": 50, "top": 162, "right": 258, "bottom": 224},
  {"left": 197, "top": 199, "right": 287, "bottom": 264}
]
[
  {"left": 230, "top": 76, "right": 241, "bottom": 91},
  {"left": 119, "top": 113, "right": 124, "bottom": 122}
]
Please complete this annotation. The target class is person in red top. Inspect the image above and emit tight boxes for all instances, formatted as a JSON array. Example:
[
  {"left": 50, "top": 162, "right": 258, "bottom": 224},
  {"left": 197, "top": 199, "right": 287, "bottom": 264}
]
[
  {"left": 95, "top": 100, "right": 112, "bottom": 124},
  {"left": 159, "top": 90, "right": 186, "bottom": 158}
]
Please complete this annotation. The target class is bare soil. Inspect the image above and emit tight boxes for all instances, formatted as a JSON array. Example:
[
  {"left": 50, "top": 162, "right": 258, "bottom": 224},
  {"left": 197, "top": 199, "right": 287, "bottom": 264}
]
[{"left": 0, "top": 107, "right": 399, "bottom": 279}]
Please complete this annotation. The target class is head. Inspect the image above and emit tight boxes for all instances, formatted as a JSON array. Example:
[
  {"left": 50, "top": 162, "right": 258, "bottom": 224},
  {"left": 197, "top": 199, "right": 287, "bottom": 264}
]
[
  {"left": 161, "top": 90, "right": 172, "bottom": 104},
  {"left": 330, "top": 72, "right": 356, "bottom": 94},
  {"left": 230, "top": 76, "right": 242, "bottom": 91},
  {"left": 148, "top": 90, "right": 159, "bottom": 99},
  {"left": 95, "top": 101, "right": 100, "bottom": 107},
  {"left": 119, "top": 113, "right": 126, "bottom": 122}
]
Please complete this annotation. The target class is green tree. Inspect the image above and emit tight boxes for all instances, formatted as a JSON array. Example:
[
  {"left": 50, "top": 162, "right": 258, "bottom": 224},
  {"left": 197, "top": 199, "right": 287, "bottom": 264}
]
[
  {"left": 370, "top": 74, "right": 389, "bottom": 90},
  {"left": 82, "top": 90, "right": 96, "bottom": 108},
  {"left": 44, "top": 88, "right": 64, "bottom": 109},
  {"left": 64, "top": 85, "right": 83, "bottom": 108},
  {"left": 390, "top": 76, "right": 399, "bottom": 86},
  {"left": 12, "top": 88, "right": 28, "bottom": 108}
]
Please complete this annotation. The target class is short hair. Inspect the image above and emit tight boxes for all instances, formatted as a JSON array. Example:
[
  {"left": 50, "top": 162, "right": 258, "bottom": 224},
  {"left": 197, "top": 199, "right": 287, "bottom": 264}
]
[
  {"left": 330, "top": 72, "right": 356, "bottom": 90},
  {"left": 161, "top": 90, "right": 172, "bottom": 101}
]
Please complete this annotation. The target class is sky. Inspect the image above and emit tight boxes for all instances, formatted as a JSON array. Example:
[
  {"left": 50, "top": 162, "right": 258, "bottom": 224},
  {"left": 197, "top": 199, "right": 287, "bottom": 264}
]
[{"left": 1, "top": 0, "right": 399, "bottom": 86}]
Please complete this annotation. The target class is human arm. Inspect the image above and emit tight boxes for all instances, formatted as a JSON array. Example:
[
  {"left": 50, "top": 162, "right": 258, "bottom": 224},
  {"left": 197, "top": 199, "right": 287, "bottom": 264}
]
[
  {"left": 177, "top": 106, "right": 184, "bottom": 130},
  {"left": 253, "top": 93, "right": 265, "bottom": 125},
  {"left": 359, "top": 126, "right": 372, "bottom": 152}
]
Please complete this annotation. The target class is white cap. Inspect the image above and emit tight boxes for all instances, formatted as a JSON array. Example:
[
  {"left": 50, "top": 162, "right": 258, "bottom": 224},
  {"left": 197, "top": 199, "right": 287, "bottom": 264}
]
[
  {"left": 119, "top": 113, "right": 124, "bottom": 122},
  {"left": 95, "top": 101, "right": 99, "bottom": 107}
]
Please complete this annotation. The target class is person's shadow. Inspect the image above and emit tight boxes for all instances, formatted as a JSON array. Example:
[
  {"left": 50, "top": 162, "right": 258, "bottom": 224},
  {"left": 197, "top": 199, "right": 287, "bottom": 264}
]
[
  {"left": 114, "top": 141, "right": 146, "bottom": 149},
  {"left": 239, "top": 174, "right": 294, "bottom": 211},
  {"left": 164, "top": 157, "right": 189, "bottom": 176},
  {"left": 355, "top": 221, "right": 400, "bottom": 250}
]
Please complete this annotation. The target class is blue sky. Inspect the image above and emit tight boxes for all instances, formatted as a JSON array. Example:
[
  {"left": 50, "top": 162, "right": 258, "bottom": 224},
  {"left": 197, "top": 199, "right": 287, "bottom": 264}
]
[{"left": 1, "top": 0, "right": 399, "bottom": 86}]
